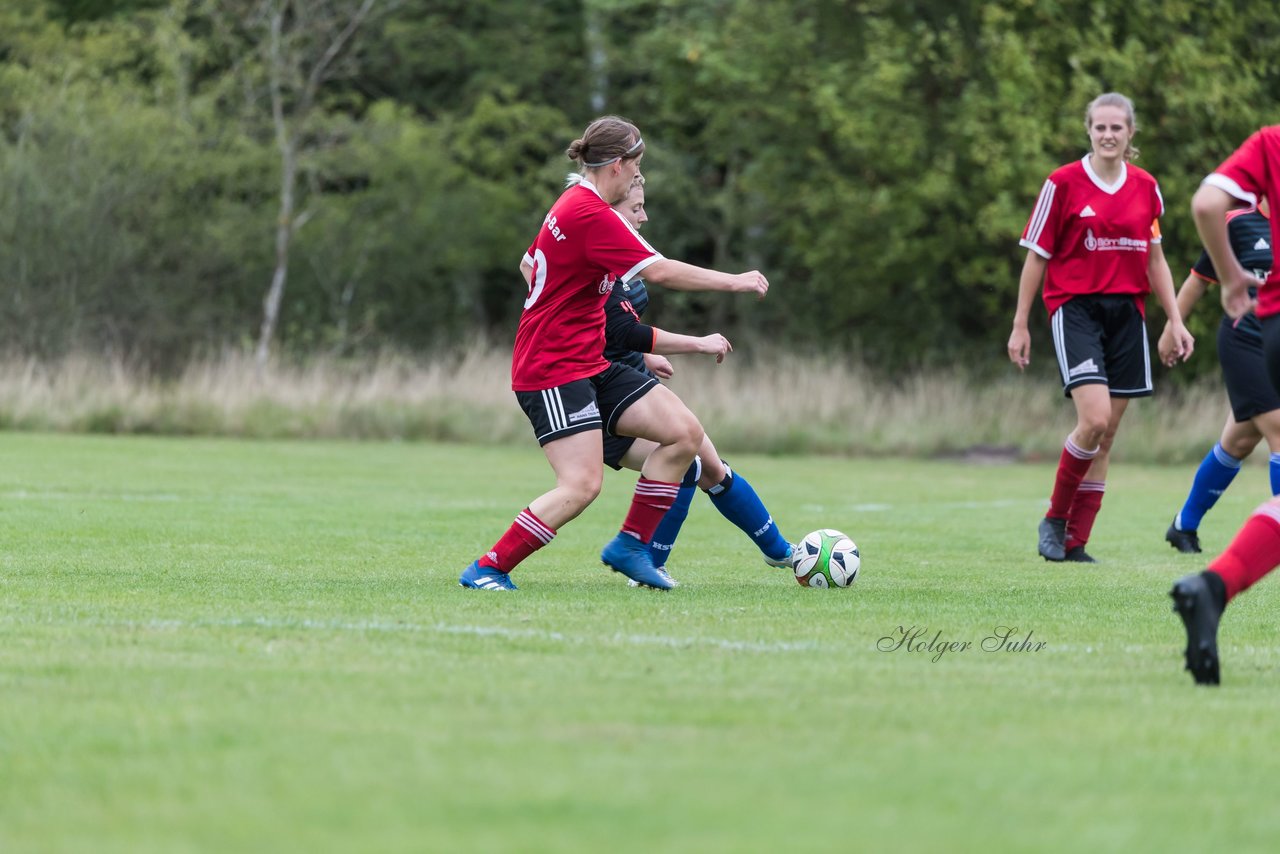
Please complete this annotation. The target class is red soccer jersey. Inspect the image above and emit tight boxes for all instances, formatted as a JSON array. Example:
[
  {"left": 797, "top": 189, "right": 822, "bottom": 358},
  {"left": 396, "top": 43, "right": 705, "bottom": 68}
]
[
  {"left": 511, "top": 180, "right": 663, "bottom": 392},
  {"left": 1020, "top": 156, "right": 1165, "bottom": 318},
  {"left": 1203, "top": 125, "right": 1280, "bottom": 319}
]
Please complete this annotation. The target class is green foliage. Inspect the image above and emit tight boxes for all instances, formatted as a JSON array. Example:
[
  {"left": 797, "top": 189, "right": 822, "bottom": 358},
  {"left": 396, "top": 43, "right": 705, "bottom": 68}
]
[
  {"left": 48, "top": 0, "right": 168, "bottom": 23},
  {"left": 3, "top": 0, "right": 1280, "bottom": 370}
]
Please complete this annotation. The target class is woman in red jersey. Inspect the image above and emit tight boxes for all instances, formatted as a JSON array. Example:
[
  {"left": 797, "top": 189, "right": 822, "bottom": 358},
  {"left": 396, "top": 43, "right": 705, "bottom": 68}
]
[
  {"left": 459, "top": 116, "right": 768, "bottom": 591},
  {"left": 1007, "top": 92, "right": 1193, "bottom": 563},
  {"left": 1172, "top": 124, "right": 1280, "bottom": 685}
]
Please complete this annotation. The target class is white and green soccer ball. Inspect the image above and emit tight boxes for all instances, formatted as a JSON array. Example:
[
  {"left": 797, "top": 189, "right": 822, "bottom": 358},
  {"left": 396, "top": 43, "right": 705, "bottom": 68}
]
[{"left": 794, "top": 529, "right": 860, "bottom": 588}]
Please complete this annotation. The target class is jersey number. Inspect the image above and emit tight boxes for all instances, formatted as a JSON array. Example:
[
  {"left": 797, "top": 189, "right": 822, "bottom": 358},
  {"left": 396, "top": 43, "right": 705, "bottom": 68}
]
[{"left": 524, "top": 248, "right": 548, "bottom": 309}]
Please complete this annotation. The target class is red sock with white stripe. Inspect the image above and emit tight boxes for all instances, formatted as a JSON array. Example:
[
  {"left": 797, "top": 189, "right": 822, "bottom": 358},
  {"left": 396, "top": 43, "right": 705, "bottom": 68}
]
[
  {"left": 1048, "top": 436, "right": 1099, "bottom": 519},
  {"left": 1208, "top": 502, "right": 1280, "bottom": 601},
  {"left": 1065, "top": 480, "right": 1105, "bottom": 550},
  {"left": 621, "top": 477, "right": 681, "bottom": 543},
  {"left": 477, "top": 508, "right": 555, "bottom": 573}
]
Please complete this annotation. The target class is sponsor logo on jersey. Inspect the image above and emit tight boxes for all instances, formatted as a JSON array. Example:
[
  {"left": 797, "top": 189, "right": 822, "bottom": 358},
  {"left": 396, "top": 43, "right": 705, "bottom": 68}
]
[
  {"left": 566, "top": 401, "right": 601, "bottom": 423},
  {"left": 1083, "top": 228, "right": 1146, "bottom": 253},
  {"left": 1068, "top": 358, "right": 1099, "bottom": 378},
  {"left": 598, "top": 274, "right": 615, "bottom": 295},
  {"left": 1080, "top": 205, "right": 1096, "bottom": 218},
  {"left": 543, "top": 213, "right": 568, "bottom": 242},
  {"left": 1256, "top": 237, "right": 1270, "bottom": 250}
]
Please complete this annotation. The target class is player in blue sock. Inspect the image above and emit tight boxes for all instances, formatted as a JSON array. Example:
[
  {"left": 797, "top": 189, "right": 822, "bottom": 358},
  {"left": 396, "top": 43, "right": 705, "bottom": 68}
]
[
  {"left": 705, "top": 463, "right": 793, "bottom": 565},
  {"left": 1160, "top": 201, "right": 1280, "bottom": 554},
  {"left": 1172, "top": 443, "right": 1242, "bottom": 547},
  {"left": 596, "top": 173, "right": 797, "bottom": 584},
  {"left": 649, "top": 459, "right": 699, "bottom": 569}
]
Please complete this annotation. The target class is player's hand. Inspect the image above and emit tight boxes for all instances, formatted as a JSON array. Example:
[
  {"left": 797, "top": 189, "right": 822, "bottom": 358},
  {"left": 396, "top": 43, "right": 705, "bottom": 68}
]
[
  {"left": 698, "top": 333, "right": 733, "bottom": 363},
  {"left": 643, "top": 353, "right": 675, "bottom": 379},
  {"left": 1162, "top": 322, "right": 1194, "bottom": 366},
  {"left": 1007, "top": 325, "right": 1031, "bottom": 370},
  {"left": 1157, "top": 324, "right": 1178, "bottom": 366},
  {"left": 736, "top": 271, "right": 769, "bottom": 299},
  {"left": 1220, "top": 268, "right": 1263, "bottom": 320}
]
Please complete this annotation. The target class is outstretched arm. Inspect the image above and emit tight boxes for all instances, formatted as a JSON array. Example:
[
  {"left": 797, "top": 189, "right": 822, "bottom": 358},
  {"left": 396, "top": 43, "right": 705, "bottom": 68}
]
[
  {"left": 603, "top": 300, "right": 732, "bottom": 364},
  {"left": 642, "top": 258, "right": 769, "bottom": 299},
  {"left": 652, "top": 329, "right": 732, "bottom": 363}
]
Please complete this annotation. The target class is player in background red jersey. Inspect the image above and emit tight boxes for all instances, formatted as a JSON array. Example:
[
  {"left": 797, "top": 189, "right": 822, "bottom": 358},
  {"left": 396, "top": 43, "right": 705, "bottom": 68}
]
[
  {"left": 460, "top": 116, "right": 768, "bottom": 591},
  {"left": 1173, "top": 125, "right": 1280, "bottom": 684},
  {"left": 1007, "top": 93, "right": 1193, "bottom": 563}
]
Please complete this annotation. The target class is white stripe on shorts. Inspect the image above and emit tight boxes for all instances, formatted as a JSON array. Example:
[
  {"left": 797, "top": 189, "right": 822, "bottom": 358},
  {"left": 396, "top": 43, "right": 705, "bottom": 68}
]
[
  {"left": 541, "top": 388, "right": 567, "bottom": 434},
  {"left": 1051, "top": 306, "right": 1069, "bottom": 385}
]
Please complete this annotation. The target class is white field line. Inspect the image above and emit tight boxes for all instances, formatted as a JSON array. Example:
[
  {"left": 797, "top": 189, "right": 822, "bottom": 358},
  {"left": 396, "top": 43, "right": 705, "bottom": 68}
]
[
  {"left": 6, "top": 612, "right": 1280, "bottom": 659},
  {"left": 0, "top": 613, "right": 822, "bottom": 654},
  {"left": 1, "top": 490, "right": 182, "bottom": 502}
]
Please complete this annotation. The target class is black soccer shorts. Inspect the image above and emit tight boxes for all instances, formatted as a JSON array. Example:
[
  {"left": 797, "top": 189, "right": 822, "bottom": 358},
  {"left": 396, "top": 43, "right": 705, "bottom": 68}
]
[
  {"left": 516, "top": 362, "right": 659, "bottom": 446},
  {"left": 1218, "top": 316, "right": 1280, "bottom": 422},
  {"left": 1050, "top": 295, "right": 1152, "bottom": 398}
]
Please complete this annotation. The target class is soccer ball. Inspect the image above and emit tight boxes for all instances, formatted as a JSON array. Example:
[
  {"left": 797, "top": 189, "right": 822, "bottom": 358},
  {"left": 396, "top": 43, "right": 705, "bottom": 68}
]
[{"left": 793, "top": 529, "right": 860, "bottom": 588}]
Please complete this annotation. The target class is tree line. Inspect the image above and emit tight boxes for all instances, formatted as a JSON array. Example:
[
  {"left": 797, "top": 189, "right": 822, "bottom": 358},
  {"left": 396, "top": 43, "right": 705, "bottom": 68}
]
[{"left": 2, "top": 0, "right": 1278, "bottom": 375}]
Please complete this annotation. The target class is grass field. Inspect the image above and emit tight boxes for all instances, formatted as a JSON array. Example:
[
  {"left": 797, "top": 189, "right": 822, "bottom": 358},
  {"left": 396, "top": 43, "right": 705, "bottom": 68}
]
[{"left": 3, "top": 432, "right": 1279, "bottom": 853}]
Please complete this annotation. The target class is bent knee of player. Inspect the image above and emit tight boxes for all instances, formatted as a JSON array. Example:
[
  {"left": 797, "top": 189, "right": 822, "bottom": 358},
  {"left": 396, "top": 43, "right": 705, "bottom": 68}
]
[
  {"left": 561, "top": 477, "right": 602, "bottom": 511},
  {"left": 1075, "top": 416, "right": 1108, "bottom": 447},
  {"left": 669, "top": 408, "right": 704, "bottom": 454},
  {"left": 1221, "top": 432, "right": 1260, "bottom": 460}
]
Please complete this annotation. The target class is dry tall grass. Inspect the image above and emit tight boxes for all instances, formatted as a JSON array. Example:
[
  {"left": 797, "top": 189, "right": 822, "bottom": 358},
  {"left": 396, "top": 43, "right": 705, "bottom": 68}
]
[{"left": 0, "top": 346, "right": 1243, "bottom": 463}]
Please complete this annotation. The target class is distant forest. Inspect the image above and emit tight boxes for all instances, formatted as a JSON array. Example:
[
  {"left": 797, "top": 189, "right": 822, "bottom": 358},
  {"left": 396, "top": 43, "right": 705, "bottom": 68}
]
[{"left": 3, "top": 0, "right": 1278, "bottom": 374}]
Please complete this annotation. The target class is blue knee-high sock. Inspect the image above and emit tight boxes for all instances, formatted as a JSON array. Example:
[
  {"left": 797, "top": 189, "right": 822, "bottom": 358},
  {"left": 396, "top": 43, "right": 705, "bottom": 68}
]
[
  {"left": 1176, "top": 443, "right": 1242, "bottom": 532},
  {"left": 650, "top": 459, "right": 700, "bottom": 568},
  {"left": 706, "top": 464, "right": 790, "bottom": 561},
  {"left": 1270, "top": 452, "right": 1280, "bottom": 496}
]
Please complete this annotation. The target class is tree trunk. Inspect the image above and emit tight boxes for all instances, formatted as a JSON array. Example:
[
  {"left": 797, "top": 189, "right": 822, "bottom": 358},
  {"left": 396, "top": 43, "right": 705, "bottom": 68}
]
[
  {"left": 256, "top": 143, "right": 296, "bottom": 371},
  {"left": 256, "top": 3, "right": 293, "bottom": 372},
  {"left": 584, "top": 2, "right": 607, "bottom": 113}
]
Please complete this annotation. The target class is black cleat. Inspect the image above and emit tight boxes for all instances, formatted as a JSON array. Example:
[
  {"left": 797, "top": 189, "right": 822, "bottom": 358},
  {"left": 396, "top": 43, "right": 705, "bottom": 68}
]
[
  {"left": 1170, "top": 573, "right": 1223, "bottom": 686},
  {"left": 1064, "top": 545, "right": 1097, "bottom": 563},
  {"left": 1166, "top": 523, "right": 1202, "bottom": 554},
  {"left": 1038, "top": 516, "right": 1067, "bottom": 561}
]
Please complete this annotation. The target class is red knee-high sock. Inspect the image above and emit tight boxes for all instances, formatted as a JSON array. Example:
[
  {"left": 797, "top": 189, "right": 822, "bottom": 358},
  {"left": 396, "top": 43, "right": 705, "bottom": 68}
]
[
  {"left": 1065, "top": 480, "right": 1105, "bottom": 550},
  {"left": 477, "top": 508, "right": 555, "bottom": 573},
  {"left": 1048, "top": 436, "right": 1099, "bottom": 518},
  {"left": 1208, "top": 504, "right": 1280, "bottom": 601},
  {"left": 621, "top": 477, "right": 681, "bottom": 543}
]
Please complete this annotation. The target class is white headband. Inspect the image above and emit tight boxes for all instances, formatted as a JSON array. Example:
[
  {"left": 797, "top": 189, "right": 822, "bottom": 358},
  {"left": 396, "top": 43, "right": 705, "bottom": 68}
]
[{"left": 584, "top": 136, "right": 644, "bottom": 168}]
